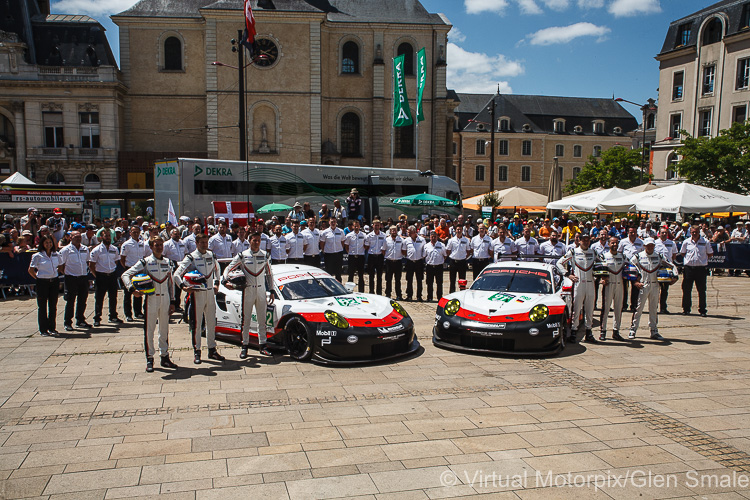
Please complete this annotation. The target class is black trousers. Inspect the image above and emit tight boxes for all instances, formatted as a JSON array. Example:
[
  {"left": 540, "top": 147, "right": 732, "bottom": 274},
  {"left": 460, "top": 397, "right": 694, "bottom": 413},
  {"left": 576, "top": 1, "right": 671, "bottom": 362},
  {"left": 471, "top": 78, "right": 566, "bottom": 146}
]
[
  {"left": 405, "top": 259, "right": 424, "bottom": 299},
  {"left": 426, "top": 264, "right": 444, "bottom": 301},
  {"left": 94, "top": 272, "right": 119, "bottom": 321},
  {"left": 449, "top": 259, "right": 468, "bottom": 293},
  {"left": 287, "top": 257, "right": 305, "bottom": 265},
  {"left": 36, "top": 278, "right": 59, "bottom": 333},
  {"left": 368, "top": 254, "right": 385, "bottom": 295},
  {"left": 682, "top": 265, "right": 708, "bottom": 314},
  {"left": 64, "top": 275, "right": 89, "bottom": 325},
  {"left": 324, "top": 251, "right": 343, "bottom": 281},
  {"left": 659, "top": 282, "right": 670, "bottom": 311},
  {"left": 304, "top": 254, "right": 320, "bottom": 268},
  {"left": 348, "top": 254, "right": 365, "bottom": 292},
  {"left": 622, "top": 280, "right": 640, "bottom": 310},
  {"left": 385, "top": 259, "right": 403, "bottom": 298},
  {"left": 472, "top": 258, "right": 490, "bottom": 279},
  {"left": 123, "top": 282, "right": 143, "bottom": 318}
]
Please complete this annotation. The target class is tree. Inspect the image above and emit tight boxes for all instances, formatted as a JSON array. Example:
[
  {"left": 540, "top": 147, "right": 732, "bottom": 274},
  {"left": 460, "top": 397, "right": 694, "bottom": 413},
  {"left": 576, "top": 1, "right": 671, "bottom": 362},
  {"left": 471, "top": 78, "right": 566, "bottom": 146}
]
[
  {"left": 479, "top": 192, "right": 501, "bottom": 208},
  {"left": 565, "top": 146, "right": 644, "bottom": 194},
  {"left": 674, "top": 121, "right": 750, "bottom": 194}
]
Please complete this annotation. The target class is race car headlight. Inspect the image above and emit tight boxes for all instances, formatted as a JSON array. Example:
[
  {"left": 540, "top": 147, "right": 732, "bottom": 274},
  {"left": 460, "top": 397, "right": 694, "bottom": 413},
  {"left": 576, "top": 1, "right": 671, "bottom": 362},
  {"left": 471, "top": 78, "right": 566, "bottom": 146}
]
[
  {"left": 324, "top": 310, "right": 349, "bottom": 329},
  {"left": 444, "top": 299, "right": 460, "bottom": 316},
  {"left": 391, "top": 300, "right": 409, "bottom": 318},
  {"left": 529, "top": 304, "right": 549, "bottom": 322}
]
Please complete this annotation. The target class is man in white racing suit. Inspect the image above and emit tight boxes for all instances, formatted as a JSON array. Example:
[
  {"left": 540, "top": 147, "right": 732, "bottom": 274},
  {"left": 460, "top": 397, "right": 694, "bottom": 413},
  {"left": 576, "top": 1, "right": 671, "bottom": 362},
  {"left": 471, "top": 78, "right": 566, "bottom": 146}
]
[
  {"left": 223, "top": 232, "right": 276, "bottom": 359},
  {"left": 556, "top": 233, "right": 597, "bottom": 343},
  {"left": 629, "top": 238, "right": 678, "bottom": 340},
  {"left": 122, "top": 236, "right": 177, "bottom": 373},
  {"left": 173, "top": 233, "right": 225, "bottom": 364},
  {"left": 599, "top": 236, "right": 626, "bottom": 341}
]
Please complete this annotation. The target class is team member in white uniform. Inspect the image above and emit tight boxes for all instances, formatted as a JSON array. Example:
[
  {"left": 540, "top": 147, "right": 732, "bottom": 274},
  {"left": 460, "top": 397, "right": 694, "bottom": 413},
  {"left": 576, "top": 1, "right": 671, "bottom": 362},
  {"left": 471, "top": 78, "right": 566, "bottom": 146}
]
[
  {"left": 232, "top": 226, "right": 251, "bottom": 256},
  {"left": 446, "top": 225, "right": 471, "bottom": 294},
  {"left": 29, "top": 235, "right": 62, "bottom": 336},
  {"left": 629, "top": 238, "right": 678, "bottom": 340},
  {"left": 470, "top": 225, "right": 493, "bottom": 279},
  {"left": 590, "top": 230, "right": 611, "bottom": 309},
  {"left": 492, "top": 227, "right": 517, "bottom": 262},
  {"left": 89, "top": 230, "right": 121, "bottom": 326},
  {"left": 122, "top": 236, "right": 178, "bottom": 372},
  {"left": 365, "top": 220, "right": 387, "bottom": 295},
  {"left": 680, "top": 226, "right": 713, "bottom": 316},
  {"left": 285, "top": 221, "right": 307, "bottom": 264},
  {"left": 618, "top": 227, "right": 644, "bottom": 311},
  {"left": 268, "top": 225, "right": 287, "bottom": 264},
  {"left": 120, "top": 226, "right": 152, "bottom": 322},
  {"left": 539, "top": 230, "right": 566, "bottom": 264},
  {"left": 344, "top": 221, "right": 367, "bottom": 291},
  {"left": 515, "top": 226, "right": 540, "bottom": 262},
  {"left": 208, "top": 222, "right": 233, "bottom": 259},
  {"left": 301, "top": 218, "right": 321, "bottom": 267},
  {"left": 319, "top": 218, "right": 345, "bottom": 281},
  {"left": 404, "top": 225, "right": 426, "bottom": 301},
  {"left": 383, "top": 225, "right": 406, "bottom": 299},
  {"left": 654, "top": 227, "right": 678, "bottom": 314},
  {"left": 174, "top": 233, "right": 224, "bottom": 364},
  {"left": 163, "top": 228, "right": 188, "bottom": 312},
  {"left": 59, "top": 231, "right": 91, "bottom": 331},
  {"left": 183, "top": 224, "right": 202, "bottom": 254},
  {"left": 424, "top": 230, "right": 448, "bottom": 301},
  {"left": 557, "top": 233, "right": 597, "bottom": 343},
  {"left": 599, "top": 236, "right": 626, "bottom": 341},
  {"left": 223, "top": 233, "right": 275, "bottom": 359}
]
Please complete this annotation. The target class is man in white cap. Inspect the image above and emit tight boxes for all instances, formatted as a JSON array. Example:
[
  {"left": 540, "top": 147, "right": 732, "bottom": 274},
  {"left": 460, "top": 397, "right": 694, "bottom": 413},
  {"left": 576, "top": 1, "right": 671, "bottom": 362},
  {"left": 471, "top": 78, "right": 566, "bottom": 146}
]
[
  {"left": 628, "top": 237, "right": 678, "bottom": 340},
  {"left": 288, "top": 202, "right": 305, "bottom": 222}
]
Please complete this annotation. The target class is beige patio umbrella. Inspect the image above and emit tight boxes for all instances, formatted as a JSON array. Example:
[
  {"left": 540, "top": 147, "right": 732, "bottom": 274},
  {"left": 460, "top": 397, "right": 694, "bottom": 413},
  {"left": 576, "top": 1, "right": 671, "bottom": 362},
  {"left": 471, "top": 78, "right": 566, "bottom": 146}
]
[{"left": 463, "top": 187, "right": 548, "bottom": 211}]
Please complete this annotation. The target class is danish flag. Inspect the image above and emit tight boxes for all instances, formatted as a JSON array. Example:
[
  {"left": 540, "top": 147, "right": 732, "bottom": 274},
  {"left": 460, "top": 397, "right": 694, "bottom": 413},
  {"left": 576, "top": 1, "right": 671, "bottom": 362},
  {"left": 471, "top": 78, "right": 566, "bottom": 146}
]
[
  {"left": 243, "top": 0, "right": 256, "bottom": 49},
  {"left": 212, "top": 201, "right": 254, "bottom": 227}
]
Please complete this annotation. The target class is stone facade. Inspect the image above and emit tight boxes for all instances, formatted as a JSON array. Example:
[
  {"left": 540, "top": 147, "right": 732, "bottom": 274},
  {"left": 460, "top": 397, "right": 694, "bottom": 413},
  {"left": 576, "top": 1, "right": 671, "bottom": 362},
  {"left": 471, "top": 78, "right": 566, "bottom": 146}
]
[
  {"left": 113, "top": 0, "right": 454, "bottom": 187},
  {"left": 451, "top": 93, "right": 638, "bottom": 198},
  {"left": 653, "top": 0, "right": 750, "bottom": 181},
  {"left": 0, "top": 3, "right": 123, "bottom": 189}
]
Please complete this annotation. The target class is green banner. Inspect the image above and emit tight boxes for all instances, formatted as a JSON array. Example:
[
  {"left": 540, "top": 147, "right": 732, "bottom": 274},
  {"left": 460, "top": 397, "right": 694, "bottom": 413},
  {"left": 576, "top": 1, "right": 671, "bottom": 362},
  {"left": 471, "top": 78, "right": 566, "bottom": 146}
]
[
  {"left": 392, "top": 54, "right": 413, "bottom": 128},
  {"left": 416, "top": 48, "right": 426, "bottom": 123}
]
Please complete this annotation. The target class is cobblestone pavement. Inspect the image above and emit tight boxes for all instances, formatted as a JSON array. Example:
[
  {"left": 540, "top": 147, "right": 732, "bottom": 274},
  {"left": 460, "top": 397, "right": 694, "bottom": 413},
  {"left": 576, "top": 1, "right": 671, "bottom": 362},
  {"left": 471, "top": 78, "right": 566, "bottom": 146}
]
[{"left": 1, "top": 274, "right": 750, "bottom": 499}]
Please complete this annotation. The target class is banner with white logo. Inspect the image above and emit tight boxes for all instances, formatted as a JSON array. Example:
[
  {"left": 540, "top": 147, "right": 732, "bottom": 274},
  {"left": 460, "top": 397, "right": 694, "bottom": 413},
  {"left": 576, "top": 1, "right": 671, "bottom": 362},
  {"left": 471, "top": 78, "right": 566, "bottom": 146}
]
[{"left": 392, "top": 54, "right": 413, "bottom": 128}]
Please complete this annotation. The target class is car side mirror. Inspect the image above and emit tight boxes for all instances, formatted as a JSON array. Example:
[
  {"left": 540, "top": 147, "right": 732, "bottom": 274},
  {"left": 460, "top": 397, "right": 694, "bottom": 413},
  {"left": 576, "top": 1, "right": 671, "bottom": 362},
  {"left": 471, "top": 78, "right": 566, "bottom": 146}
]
[{"left": 344, "top": 282, "right": 356, "bottom": 293}]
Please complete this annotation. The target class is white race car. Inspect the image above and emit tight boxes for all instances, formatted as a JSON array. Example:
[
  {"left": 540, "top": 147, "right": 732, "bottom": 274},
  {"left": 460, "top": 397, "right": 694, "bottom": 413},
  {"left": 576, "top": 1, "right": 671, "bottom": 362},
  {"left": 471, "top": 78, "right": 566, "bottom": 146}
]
[
  {"left": 213, "top": 264, "right": 419, "bottom": 364},
  {"left": 433, "top": 261, "right": 573, "bottom": 355}
]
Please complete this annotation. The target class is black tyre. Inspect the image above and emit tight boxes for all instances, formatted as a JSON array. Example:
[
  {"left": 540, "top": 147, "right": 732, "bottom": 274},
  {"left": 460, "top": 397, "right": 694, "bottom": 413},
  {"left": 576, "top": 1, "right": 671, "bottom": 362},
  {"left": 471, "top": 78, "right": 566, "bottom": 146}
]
[
  {"left": 561, "top": 312, "right": 571, "bottom": 349},
  {"left": 285, "top": 317, "right": 314, "bottom": 361}
]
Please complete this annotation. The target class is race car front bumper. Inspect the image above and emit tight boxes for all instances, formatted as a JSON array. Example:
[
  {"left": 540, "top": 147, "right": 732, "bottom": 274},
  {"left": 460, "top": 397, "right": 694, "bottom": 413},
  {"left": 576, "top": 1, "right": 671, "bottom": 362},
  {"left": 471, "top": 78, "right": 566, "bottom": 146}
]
[{"left": 432, "top": 306, "right": 564, "bottom": 356}]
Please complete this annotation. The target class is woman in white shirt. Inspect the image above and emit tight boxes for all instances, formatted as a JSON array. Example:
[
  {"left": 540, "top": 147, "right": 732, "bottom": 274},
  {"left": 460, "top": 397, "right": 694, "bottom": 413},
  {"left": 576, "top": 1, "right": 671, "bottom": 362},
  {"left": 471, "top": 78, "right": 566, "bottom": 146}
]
[{"left": 29, "top": 235, "right": 62, "bottom": 336}]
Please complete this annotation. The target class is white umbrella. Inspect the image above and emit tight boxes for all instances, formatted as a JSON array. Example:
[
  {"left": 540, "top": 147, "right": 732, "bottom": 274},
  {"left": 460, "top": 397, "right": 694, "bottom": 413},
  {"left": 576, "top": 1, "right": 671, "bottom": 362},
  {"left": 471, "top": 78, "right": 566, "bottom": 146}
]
[
  {"left": 1, "top": 172, "right": 35, "bottom": 185},
  {"left": 598, "top": 183, "right": 750, "bottom": 214},
  {"left": 546, "top": 187, "right": 631, "bottom": 212}
]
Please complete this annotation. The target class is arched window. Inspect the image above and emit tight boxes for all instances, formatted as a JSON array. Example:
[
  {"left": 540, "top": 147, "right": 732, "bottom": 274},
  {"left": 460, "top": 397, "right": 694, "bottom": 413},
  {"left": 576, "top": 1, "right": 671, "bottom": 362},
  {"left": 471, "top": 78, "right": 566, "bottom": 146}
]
[
  {"left": 164, "top": 36, "right": 182, "bottom": 70},
  {"left": 84, "top": 173, "right": 101, "bottom": 188},
  {"left": 340, "top": 112, "right": 361, "bottom": 157},
  {"left": 475, "top": 165, "right": 485, "bottom": 182},
  {"left": 342, "top": 41, "right": 359, "bottom": 74},
  {"left": 703, "top": 18, "right": 723, "bottom": 45},
  {"left": 666, "top": 153, "right": 679, "bottom": 180},
  {"left": 397, "top": 42, "right": 414, "bottom": 75},
  {"left": 47, "top": 172, "right": 65, "bottom": 185}
]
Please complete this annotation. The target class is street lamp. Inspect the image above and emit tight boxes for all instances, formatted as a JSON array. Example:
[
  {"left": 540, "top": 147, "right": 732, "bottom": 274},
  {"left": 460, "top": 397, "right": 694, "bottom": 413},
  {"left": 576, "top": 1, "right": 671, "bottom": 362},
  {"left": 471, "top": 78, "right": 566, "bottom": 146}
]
[{"left": 615, "top": 97, "right": 657, "bottom": 185}]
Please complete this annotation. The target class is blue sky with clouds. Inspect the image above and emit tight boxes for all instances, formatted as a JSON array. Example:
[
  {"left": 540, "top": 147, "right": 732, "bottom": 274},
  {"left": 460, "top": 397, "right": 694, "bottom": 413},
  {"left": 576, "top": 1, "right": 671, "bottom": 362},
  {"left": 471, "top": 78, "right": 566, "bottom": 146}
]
[{"left": 52, "top": 0, "right": 712, "bottom": 120}]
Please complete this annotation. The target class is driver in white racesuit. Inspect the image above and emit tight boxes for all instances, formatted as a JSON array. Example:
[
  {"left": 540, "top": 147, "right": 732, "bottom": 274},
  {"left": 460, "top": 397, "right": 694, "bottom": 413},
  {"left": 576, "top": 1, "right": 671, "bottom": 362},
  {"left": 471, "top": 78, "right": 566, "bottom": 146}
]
[
  {"left": 223, "top": 232, "right": 276, "bottom": 359},
  {"left": 556, "top": 233, "right": 597, "bottom": 344},
  {"left": 628, "top": 238, "right": 678, "bottom": 340},
  {"left": 599, "top": 236, "right": 626, "bottom": 342}
]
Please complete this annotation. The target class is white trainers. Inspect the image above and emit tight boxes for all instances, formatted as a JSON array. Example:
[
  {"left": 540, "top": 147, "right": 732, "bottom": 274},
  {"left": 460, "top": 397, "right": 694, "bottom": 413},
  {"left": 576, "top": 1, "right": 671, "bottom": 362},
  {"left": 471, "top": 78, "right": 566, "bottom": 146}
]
[{"left": 628, "top": 330, "right": 636, "bottom": 339}]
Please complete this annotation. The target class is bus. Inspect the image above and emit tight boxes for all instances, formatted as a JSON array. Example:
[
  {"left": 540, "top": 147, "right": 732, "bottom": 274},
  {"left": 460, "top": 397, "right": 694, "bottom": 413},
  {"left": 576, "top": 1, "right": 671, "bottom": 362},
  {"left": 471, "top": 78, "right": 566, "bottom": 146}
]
[{"left": 154, "top": 158, "right": 462, "bottom": 222}]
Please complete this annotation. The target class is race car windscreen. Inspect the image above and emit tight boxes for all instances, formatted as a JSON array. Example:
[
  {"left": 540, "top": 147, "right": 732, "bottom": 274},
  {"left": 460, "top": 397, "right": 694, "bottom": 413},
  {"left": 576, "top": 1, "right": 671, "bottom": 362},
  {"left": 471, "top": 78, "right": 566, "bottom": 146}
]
[
  {"left": 472, "top": 268, "right": 553, "bottom": 295},
  {"left": 279, "top": 277, "right": 350, "bottom": 300}
]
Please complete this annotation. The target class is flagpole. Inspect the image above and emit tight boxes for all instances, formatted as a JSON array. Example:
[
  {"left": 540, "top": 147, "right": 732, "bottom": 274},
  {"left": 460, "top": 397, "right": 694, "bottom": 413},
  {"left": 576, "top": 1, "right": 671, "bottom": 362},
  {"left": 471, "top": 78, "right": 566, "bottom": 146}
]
[
  {"left": 415, "top": 122, "right": 419, "bottom": 171},
  {"left": 391, "top": 57, "right": 394, "bottom": 170},
  {"left": 390, "top": 124, "right": 394, "bottom": 170}
]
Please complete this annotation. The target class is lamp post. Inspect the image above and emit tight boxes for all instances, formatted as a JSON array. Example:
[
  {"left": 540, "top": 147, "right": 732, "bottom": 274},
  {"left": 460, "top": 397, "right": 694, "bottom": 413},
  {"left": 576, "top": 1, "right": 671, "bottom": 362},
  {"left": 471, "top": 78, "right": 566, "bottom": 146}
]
[
  {"left": 615, "top": 97, "right": 657, "bottom": 185},
  {"left": 488, "top": 92, "right": 497, "bottom": 193}
]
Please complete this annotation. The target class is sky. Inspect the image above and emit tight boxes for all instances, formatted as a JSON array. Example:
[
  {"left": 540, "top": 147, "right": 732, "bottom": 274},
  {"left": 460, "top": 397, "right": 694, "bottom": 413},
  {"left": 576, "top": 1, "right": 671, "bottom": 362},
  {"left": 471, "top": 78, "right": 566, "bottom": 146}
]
[{"left": 51, "top": 0, "right": 713, "bottom": 121}]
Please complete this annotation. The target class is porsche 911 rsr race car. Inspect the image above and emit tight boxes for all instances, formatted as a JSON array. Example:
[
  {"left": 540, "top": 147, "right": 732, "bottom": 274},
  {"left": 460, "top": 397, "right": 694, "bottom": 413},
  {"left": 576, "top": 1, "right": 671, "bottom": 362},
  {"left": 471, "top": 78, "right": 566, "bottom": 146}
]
[
  {"left": 213, "top": 264, "right": 419, "bottom": 364},
  {"left": 433, "top": 262, "right": 572, "bottom": 355}
]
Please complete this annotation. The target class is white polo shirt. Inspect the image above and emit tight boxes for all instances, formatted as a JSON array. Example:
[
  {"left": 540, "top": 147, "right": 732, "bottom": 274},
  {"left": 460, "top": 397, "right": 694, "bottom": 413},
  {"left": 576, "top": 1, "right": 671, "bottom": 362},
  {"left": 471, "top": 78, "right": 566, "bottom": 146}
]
[
  {"left": 446, "top": 236, "right": 471, "bottom": 260},
  {"left": 345, "top": 230, "right": 367, "bottom": 256},
  {"left": 320, "top": 227, "right": 345, "bottom": 253},
  {"left": 89, "top": 243, "right": 120, "bottom": 273},
  {"left": 681, "top": 237, "right": 713, "bottom": 267},
  {"left": 59, "top": 243, "right": 89, "bottom": 276}
]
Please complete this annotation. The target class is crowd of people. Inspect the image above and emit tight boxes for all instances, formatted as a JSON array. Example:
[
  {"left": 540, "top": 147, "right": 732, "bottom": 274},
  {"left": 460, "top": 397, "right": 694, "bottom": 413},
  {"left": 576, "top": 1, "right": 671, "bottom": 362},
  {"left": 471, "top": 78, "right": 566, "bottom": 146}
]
[{"left": 6, "top": 191, "right": 743, "bottom": 371}]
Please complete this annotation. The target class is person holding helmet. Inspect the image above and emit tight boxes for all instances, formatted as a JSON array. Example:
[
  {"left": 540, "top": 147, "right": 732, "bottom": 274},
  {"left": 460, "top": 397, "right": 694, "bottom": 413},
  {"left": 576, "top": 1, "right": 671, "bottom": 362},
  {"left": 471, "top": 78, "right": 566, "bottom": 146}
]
[
  {"left": 223, "top": 232, "right": 275, "bottom": 359},
  {"left": 628, "top": 238, "right": 678, "bottom": 340},
  {"left": 174, "top": 233, "right": 224, "bottom": 364},
  {"left": 557, "top": 233, "right": 597, "bottom": 343},
  {"left": 122, "top": 236, "right": 177, "bottom": 373}
]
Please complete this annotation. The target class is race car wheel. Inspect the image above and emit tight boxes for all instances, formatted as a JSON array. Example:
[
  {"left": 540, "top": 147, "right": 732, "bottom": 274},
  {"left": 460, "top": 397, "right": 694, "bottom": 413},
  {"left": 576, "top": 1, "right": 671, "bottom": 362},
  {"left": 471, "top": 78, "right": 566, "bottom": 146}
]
[
  {"left": 285, "top": 317, "right": 313, "bottom": 362},
  {"left": 561, "top": 312, "right": 571, "bottom": 349}
]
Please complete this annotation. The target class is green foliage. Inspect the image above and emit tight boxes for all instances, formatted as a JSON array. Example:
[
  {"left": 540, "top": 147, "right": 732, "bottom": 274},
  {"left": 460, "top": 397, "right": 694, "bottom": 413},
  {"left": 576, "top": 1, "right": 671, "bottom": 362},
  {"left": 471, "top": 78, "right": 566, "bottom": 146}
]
[
  {"left": 674, "top": 122, "right": 750, "bottom": 194},
  {"left": 480, "top": 192, "right": 502, "bottom": 208},
  {"left": 565, "top": 146, "right": 645, "bottom": 194}
]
